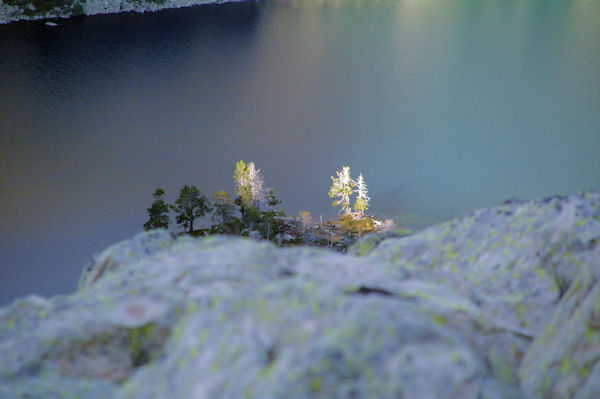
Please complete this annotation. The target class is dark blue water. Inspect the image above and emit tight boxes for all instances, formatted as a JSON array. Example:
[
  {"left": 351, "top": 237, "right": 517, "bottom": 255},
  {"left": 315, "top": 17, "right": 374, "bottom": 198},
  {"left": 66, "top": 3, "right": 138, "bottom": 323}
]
[{"left": 1, "top": 0, "right": 599, "bottom": 304}]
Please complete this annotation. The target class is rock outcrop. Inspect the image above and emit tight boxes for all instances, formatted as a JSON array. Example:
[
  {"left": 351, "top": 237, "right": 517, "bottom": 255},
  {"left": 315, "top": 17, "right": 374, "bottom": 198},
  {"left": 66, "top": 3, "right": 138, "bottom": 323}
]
[
  {"left": 0, "top": 0, "right": 244, "bottom": 25},
  {"left": 1, "top": 192, "right": 599, "bottom": 399}
]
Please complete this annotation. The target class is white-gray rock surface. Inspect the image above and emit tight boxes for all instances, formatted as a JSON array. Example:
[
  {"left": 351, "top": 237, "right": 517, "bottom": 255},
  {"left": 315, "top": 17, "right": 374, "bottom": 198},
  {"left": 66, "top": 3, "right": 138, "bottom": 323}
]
[
  {"left": 0, "top": 0, "right": 246, "bottom": 24},
  {"left": 1, "top": 192, "right": 599, "bottom": 398}
]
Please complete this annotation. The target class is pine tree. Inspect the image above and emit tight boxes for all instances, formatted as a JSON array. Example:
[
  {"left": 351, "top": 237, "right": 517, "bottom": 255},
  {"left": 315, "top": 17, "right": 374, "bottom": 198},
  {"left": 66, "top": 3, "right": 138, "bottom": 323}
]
[
  {"left": 170, "top": 185, "right": 211, "bottom": 233},
  {"left": 267, "top": 188, "right": 282, "bottom": 210},
  {"left": 328, "top": 166, "right": 355, "bottom": 215},
  {"left": 212, "top": 190, "right": 238, "bottom": 233},
  {"left": 234, "top": 160, "right": 252, "bottom": 208},
  {"left": 143, "top": 188, "right": 170, "bottom": 230},
  {"left": 248, "top": 162, "right": 267, "bottom": 209},
  {"left": 353, "top": 173, "right": 370, "bottom": 219}
]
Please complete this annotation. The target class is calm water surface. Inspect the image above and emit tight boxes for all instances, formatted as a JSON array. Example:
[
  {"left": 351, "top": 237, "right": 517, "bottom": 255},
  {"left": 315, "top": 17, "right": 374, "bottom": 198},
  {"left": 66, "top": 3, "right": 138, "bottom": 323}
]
[{"left": 1, "top": 0, "right": 599, "bottom": 304}]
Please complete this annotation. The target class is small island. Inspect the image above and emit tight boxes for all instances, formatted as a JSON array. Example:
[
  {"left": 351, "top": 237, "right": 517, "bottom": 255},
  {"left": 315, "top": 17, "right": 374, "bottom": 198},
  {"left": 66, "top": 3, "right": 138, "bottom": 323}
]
[{"left": 142, "top": 161, "right": 406, "bottom": 252}]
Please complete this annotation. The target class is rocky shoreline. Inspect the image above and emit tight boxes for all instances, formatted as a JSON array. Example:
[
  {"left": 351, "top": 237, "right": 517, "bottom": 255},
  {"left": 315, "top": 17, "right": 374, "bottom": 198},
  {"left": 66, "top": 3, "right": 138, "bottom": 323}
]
[
  {"left": 0, "top": 0, "right": 245, "bottom": 25},
  {"left": 1, "top": 192, "right": 599, "bottom": 398}
]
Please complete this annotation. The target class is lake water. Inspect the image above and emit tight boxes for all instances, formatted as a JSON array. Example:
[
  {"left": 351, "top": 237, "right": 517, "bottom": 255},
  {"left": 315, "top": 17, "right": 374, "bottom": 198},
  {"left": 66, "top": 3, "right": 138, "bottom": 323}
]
[{"left": 1, "top": 0, "right": 599, "bottom": 304}]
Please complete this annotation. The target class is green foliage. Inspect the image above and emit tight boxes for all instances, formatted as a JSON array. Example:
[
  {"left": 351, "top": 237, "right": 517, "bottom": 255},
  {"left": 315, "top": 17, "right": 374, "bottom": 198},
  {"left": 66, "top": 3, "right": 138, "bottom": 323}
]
[
  {"left": 171, "top": 185, "right": 211, "bottom": 234},
  {"left": 256, "top": 210, "right": 281, "bottom": 241},
  {"left": 139, "top": 160, "right": 380, "bottom": 249},
  {"left": 339, "top": 214, "right": 374, "bottom": 238},
  {"left": 243, "top": 205, "right": 262, "bottom": 231},
  {"left": 233, "top": 196, "right": 245, "bottom": 224},
  {"left": 212, "top": 190, "right": 241, "bottom": 234},
  {"left": 227, "top": 201, "right": 281, "bottom": 240},
  {"left": 214, "top": 218, "right": 244, "bottom": 235},
  {"left": 354, "top": 198, "right": 368, "bottom": 215},
  {"left": 268, "top": 188, "right": 282, "bottom": 209},
  {"left": 329, "top": 166, "right": 355, "bottom": 214},
  {"left": 353, "top": 172, "right": 370, "bottom": 219},
  {"left": 234, "top": 160, "right": 252, "bottom": 209},
  {"left": 233, "top": 160, "right": 249, "bottom": 183},
  {"left": 213, "top": 190, "right": 230, "bottom": 204},
  {"left": 143, "top": 188, "right": 170, "bottom": 231}
]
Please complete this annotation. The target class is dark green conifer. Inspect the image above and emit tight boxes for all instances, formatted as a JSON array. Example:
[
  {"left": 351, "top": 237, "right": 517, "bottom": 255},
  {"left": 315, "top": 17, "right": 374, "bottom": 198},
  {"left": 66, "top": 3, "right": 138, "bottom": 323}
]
[
  {"left": 171, "top": 185, "right": 211, "bottom": 234},
  {"left": 143, "top": 188, "right": 170, "bottom": 230}
]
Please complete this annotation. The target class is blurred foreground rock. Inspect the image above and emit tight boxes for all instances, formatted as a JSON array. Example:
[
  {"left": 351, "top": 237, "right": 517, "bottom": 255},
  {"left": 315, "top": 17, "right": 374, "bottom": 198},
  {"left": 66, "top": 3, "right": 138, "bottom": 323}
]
[{"left": 1, "top": 192, "right": 599, "bottom": 399}]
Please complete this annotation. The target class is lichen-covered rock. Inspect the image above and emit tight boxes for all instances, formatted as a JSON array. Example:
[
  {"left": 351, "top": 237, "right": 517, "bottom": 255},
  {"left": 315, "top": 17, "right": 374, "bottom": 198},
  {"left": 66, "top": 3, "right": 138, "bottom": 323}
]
[
  {"left": 78, "top": 229, "right": 177, "bottom": 289},
  {"left": 366, "top": 193, "right": 600, "bottom": 336},
  {"left": 519, "top": 245, "right": 600, "bottom": 399},
  {"left": 0, "top": 192, "right": 598, "bottom": 398},
  {"left": 348, "top": 228, "right": 412, "bottom": 256},
  {"left": 364, "top": 192, "right": 600, "bottom": 399}
]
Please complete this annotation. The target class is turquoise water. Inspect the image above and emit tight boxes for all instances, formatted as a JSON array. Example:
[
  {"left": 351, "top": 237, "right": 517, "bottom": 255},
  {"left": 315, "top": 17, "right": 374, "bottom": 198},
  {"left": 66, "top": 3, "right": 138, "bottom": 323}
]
[{"left": 0, "top": 0, "right": 599, "bottom": 303}]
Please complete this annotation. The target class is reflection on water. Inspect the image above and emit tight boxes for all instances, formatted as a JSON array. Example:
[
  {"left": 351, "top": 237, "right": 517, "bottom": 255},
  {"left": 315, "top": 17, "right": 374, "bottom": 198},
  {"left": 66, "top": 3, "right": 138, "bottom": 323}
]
[{"left": 0, "top": 0, "right": 599, "bottom": 303}]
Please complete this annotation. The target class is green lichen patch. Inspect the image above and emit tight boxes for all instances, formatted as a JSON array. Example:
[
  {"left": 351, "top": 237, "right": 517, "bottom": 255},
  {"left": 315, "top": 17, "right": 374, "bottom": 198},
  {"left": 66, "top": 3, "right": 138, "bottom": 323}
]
[
  {"left": 431, "top": 314, "right": 449, "bottom": 326},
  {"left": 128, "top": 322, "right": 168, "bottom": 368},
  {"left": 52, "top": 323, "right": 169, "bottom": 384}
]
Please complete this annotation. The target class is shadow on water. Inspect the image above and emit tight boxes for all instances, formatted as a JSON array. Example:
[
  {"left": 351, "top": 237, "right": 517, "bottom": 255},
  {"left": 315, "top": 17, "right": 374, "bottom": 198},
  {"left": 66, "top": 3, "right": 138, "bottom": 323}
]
[
  {"left": 0, "top": 1, "right": 261, "bottom": 83},
  {"left": 0, "top": 1, "right": 262, "bottom": 152},
  {"left": 0, "top": 2, "right": 262, "bottom": 305}
]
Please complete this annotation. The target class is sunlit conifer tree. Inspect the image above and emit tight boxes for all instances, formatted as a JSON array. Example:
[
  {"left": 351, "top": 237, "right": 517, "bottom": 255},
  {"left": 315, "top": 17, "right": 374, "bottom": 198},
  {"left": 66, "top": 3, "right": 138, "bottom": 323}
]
[
  {"left": 328, "top": 166, "right": 355, "bottom": 215},
  {"left": 353, "top": 173, "right": 370, "bottom": 219}
]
